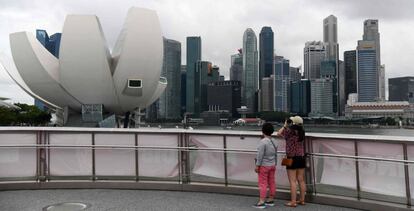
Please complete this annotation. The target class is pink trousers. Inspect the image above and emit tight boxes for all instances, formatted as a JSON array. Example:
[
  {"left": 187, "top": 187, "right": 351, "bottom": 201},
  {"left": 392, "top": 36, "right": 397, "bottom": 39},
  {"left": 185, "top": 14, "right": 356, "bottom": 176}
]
[{"left": 258, "top": 165, "right": 276, "bottom": 199}]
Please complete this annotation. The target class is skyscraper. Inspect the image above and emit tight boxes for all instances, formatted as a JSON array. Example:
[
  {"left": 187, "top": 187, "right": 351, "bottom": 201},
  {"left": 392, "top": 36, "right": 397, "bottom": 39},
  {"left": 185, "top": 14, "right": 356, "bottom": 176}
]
[
  {"left": 379, "top": 64, "right": 386, "bottom": 100},
  {"left": 357, "top": 40, "right": 378, "bottom": 102},
  {"left": 323, "top": 15, "right": 342, "bottom": 115},
  {"left": 323, "top": 15, "right": 339, "bottom": 62},
  {"left": 361, "top": 19, "right": 383, "bottom": 100},
  {"left": 274, "top": 56, "right": 290, "bottom": 112},
  {"left": 289, "top": 67, "right": 302, "bottom": 82},
  {"left": 261, "top": 77, "right": 274, "bottom": 111},
  {"left": 310, "top": 78, "right": 335, "bottom": 117},
  {"left": 35, "top": 29, "right": 62, "bottom": 111},
  {"left": 194, "top": 61, "right": 219, "bottom": 116},
  {"left": 304, "top": 41, "right": 326, "bottom": 80},
  {"left": 389, "top": 77, "right": 414, "bottom": 102},
  {"left": 230, "top": 51, "right": 243, "bottom": 82},
  {"left": 180, "top": 65, "right": 186, "bottom": 116},
  {"left": 242, "top": 28, "right": 258, "bottom": 112},
  {"left": 320, "top": 61, "right": 337, "bottom": 114},
  {"left": 290, "top": 79, "right": 311, "bottom": 116},
  {"left": 259, "top": 26, "right": 274, "bottom": 88},
  {"left": 186, "top": 36, "right": 202, "bottom": 114},
  {"left": 344, "top": 50, "right": 357, "bottom": 101},
  {"left": 158, "top": 38, "right": 181, "bottom": 120},
  {"left": 207, "top": 80, "right": 241, "bottom": 117}
]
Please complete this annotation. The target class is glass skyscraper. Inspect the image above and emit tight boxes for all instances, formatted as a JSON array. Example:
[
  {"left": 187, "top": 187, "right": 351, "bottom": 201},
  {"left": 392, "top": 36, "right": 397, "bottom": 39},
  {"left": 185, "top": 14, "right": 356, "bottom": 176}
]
[
  {"left": 274, "top": 56, "right": 290, "bottom": 112},
  {"left": 357, "top": 41, "right": 378, "bottom": 102},
  {"left": 304, "top": 41, "right": 326, "bottom": 80},
  {"left": 344, "top": 50, "right": 357, "bottom": 100},
  {"left": 362, "top": 20, "right": 383, "bottom": 100},
  {"left": 158, "top": 38, "right": 181, "bottom": 120},
  {"left": 230, "top": 52, "right": 243, "bottom": 82},
  {"left": 242, "top": 28, "right": 258, "bottom": 113},
  {"left": 186, "top": 36, "right": 202, "bottom": 114},
  {"left": 290, "top": 79, "right": 311, "bottom": 116},
  {"left": 259, "top": 27, "right": 274, "bottom": 89},
  {"left": 35, "top": 29, "right": 62, "bottom": 111}
]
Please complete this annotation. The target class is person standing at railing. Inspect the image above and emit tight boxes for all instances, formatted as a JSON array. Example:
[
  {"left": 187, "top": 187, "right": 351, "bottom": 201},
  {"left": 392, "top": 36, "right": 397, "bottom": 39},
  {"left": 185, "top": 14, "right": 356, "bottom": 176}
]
[
  {"left": 277, "top": 116, "right": 306, "bottom": 207},
  {"left": 253, "top": 122, "right": 278, "bottom": 209}
]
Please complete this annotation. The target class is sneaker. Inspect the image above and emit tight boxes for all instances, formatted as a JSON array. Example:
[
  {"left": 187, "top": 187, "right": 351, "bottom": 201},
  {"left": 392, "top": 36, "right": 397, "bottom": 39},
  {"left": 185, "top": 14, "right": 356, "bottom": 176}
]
[
  {"left": 265, "top": 201, "right": 274, "bottom": 206},
  {"left": 252, "top": 202, "right": 266, "bottom": 209}
]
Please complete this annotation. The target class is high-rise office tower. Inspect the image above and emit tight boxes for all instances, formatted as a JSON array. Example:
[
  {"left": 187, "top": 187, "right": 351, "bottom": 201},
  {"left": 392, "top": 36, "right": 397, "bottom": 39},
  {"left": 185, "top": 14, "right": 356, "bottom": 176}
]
[
  {"left": 320, "top": 61, "right": 337, "bottom": 114},
  {"left": 304, "top": 41, "right": 326, "bottom": 80},
  {"left": 289, "top": 67, "right": 302, "bottom": 82},
  {"left": 35, "top": 29, "right": 62, "bottom": 111},
  {"left": 180, "top": 65, "right": 186, "bottom": 117},
  {"left": 290, "top": 79, "right": 311, "bottom": 116},
  {"left": 379, "top": 64, "right": 385, "bottom": 101},
  {"left": 338, "top": 60, "right": 346, "bottom": 115},
  {"left": 194, "top": 61, "right": 219, "bottom": 116},
  {"left": 259, "top": 27, "right": 274, "bottom": 88},
  {"left": 261, "top": 77, "right": 274, "bottom": 111},
  {"left": 389, "top": 77, "right": 414, "bottom": 102},
  {"left": 344, "top": 50, "right": 357, "bottom": 101},
  {"left": 186, "top": 36, "right": 202, "bottom": 114},
  {"left": 310, "top": 78, "right": 335, "bottom": 117},
  {"left": 274, "top": 56, "right": 290, "bottom": 112},
  {"left": 242, "top": 28, "right": 258, "bottom": 112},
  {"left": 207, "top": 80, "right": 241, "bottom": 117},
  {"left": 323, "top": 15, "right": 341, "bottom": 115},
  {"left": 357, "top": 40, "right": 378, "bottom": 102},
  {"left": 158, "top": 38, "right": 181, "bottom": 120},
  {"left": 230, "top": 51, "right": 243, "bottom": 82},
  {"left": 323, "top": 15, "right": 339, "bottom": 62},
  {"left": 360, "top": 19, "right": 383, "bottom": 101}
]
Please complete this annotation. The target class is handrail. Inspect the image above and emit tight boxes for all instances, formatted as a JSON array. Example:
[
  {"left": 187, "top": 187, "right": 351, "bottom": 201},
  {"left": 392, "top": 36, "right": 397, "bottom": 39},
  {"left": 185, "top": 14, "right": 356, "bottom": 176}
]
[{"left": 1, "top": 144, "right": 413, "bottom": 164}]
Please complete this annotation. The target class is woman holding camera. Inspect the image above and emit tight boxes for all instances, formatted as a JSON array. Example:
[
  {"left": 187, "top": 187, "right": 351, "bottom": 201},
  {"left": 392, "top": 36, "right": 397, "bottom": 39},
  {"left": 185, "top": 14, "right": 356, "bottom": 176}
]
[{"left": 277, "top": 116, "right": 306, "bottom": 207}]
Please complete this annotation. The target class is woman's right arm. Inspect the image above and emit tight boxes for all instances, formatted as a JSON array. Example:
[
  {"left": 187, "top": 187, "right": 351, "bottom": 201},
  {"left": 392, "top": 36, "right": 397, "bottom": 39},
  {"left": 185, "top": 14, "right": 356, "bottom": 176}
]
[{"left": 277, "top": 120, "right": 288, "bottom": 137}]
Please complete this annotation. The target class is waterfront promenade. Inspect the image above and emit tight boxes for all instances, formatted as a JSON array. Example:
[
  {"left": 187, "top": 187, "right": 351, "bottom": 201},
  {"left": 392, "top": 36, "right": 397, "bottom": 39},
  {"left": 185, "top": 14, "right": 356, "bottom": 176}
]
[
  {"left": 0, "top": 127, "right": 413, "bottom": 210},
  {"left": 0, "top": 189, "right": 360, "bottom": 211}
]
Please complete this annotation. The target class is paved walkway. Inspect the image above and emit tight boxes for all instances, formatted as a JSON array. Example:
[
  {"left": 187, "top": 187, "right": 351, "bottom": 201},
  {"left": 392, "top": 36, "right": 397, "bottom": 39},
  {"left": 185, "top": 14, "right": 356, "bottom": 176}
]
[{"left": 0, "top": 189, "right": 361, "bottom": 211}]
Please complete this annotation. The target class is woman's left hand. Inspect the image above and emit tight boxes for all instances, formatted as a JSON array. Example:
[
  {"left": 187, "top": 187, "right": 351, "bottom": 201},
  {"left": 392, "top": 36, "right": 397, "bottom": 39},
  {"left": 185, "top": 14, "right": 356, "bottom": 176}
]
[{"left": 255, "top": 166, "right": 260, "bottom": 173}]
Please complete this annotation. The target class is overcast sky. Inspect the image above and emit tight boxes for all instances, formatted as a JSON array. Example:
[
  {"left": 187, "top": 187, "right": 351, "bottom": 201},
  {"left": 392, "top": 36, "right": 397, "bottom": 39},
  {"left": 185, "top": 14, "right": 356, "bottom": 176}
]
[{"left": 0, "top": 0, "right": 413, "bottom": 104}]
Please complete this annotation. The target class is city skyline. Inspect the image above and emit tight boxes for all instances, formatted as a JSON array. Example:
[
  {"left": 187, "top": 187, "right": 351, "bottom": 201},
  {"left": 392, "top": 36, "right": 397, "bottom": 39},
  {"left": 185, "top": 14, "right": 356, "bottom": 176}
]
[{"left": 0, "top": 0, "right": 414, "bottom": 104}]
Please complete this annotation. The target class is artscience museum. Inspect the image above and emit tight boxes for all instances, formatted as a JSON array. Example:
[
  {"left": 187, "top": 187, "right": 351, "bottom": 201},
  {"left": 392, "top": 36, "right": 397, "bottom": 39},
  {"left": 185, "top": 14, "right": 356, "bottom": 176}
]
[{"left": 0, "top": 7, "right": 167, "bottom": 126}]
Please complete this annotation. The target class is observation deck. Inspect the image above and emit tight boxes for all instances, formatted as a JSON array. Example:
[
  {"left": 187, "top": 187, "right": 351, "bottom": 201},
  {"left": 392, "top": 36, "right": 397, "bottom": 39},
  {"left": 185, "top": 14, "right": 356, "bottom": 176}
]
[{"left": 0, "top": 127, "right": 413, "bottom": 211}]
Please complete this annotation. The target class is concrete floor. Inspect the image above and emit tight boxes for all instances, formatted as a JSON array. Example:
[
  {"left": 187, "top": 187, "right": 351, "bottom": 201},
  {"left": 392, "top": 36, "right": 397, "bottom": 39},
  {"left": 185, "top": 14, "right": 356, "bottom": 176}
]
[{"left": 0, "top": 189, "right": 362, "bottom": 211}]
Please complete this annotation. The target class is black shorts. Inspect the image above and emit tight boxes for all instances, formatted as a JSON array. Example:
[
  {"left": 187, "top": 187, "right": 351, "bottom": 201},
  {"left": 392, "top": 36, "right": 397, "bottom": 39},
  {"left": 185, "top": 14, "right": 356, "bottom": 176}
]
[{"left": 286, "top": 156, "right": 306, "bottom": 170}]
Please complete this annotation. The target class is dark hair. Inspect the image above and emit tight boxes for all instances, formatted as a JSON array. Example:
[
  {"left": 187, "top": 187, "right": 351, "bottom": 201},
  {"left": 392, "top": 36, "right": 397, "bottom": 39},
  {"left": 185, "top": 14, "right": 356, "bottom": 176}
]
[
  {"left": 262, "top": 122, "right": 274, "bottom": 136},
  {"left": 290, "top": 124, "right": 305, "bottom": 142}
]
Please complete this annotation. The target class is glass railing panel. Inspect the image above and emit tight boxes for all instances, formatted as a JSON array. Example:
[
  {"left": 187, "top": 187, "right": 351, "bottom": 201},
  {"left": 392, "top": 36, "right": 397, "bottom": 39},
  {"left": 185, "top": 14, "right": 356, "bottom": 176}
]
[
  {"left": 49, "top": 133, "right": 92, "bottom": 179},
  {"left": 0, "top": 132, "right": 37, "bottom": 180},
  {"left": 226, "top": 136, "right": 258, "bottom": 186},
  {"left": 311, "top": 139, "right": 357, "bottom": 197},
  {"left": 137, "top": 134, "right": 179, "bottom": 182},
  {"left": 358, "top": 142, "right": 405, "bottom": 204},
  {"left": 95, "top": 133, "right": 135, "bottom": 179},
  {"left": 189, "top": 135, "right": 225, "bottom": 184}
]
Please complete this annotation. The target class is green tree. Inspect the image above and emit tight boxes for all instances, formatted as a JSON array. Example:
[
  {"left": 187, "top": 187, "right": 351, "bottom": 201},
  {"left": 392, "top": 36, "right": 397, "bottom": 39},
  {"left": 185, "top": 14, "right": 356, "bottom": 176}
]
[{"left": 0, "top": 103, "right": 51, "bottom": 126}]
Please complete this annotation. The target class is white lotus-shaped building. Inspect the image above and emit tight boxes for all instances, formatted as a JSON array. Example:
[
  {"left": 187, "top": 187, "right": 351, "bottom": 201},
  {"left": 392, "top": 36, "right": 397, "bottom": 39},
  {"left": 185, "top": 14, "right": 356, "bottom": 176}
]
[{"left": 1, "top": 7, "right": 166, "bottom": 123}]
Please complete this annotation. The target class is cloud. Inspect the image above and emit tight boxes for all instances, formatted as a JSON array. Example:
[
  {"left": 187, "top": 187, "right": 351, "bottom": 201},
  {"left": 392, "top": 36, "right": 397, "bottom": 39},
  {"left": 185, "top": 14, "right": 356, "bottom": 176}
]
[{"left": 0, "top": 0, "right": 413, "bottom": 104}]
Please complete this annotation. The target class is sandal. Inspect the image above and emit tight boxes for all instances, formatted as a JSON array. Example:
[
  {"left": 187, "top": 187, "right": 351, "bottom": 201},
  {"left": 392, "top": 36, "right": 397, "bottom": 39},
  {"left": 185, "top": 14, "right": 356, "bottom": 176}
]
[
  {"left": 296, "top": 200, "right": 305, "bottom": 205},
  {"left": 284, "top": 201, "right": 297, "bottom": 207}
]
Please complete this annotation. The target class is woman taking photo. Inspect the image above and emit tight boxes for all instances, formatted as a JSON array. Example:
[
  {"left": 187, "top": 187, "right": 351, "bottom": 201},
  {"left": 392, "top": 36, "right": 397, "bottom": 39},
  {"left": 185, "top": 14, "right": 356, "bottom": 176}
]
[
  {"left": 277, "top": 116, "right": 306, "bottom": 207},
  {"left": 253, "top": 123, "right": 278, "bottom": 209}
]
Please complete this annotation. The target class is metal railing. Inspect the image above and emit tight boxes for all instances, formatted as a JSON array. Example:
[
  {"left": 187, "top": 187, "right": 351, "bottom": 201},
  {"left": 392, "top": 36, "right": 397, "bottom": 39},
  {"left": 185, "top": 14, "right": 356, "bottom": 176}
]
[{"left": 0, "top": 127, "right": 413, "bottom": 210}]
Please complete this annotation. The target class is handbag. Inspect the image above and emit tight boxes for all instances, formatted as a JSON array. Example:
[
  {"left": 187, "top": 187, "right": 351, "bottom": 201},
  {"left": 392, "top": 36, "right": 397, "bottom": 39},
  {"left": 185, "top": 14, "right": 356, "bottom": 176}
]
[{"left": 281, "top": 157, "right": 293, "bottom": 167}]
